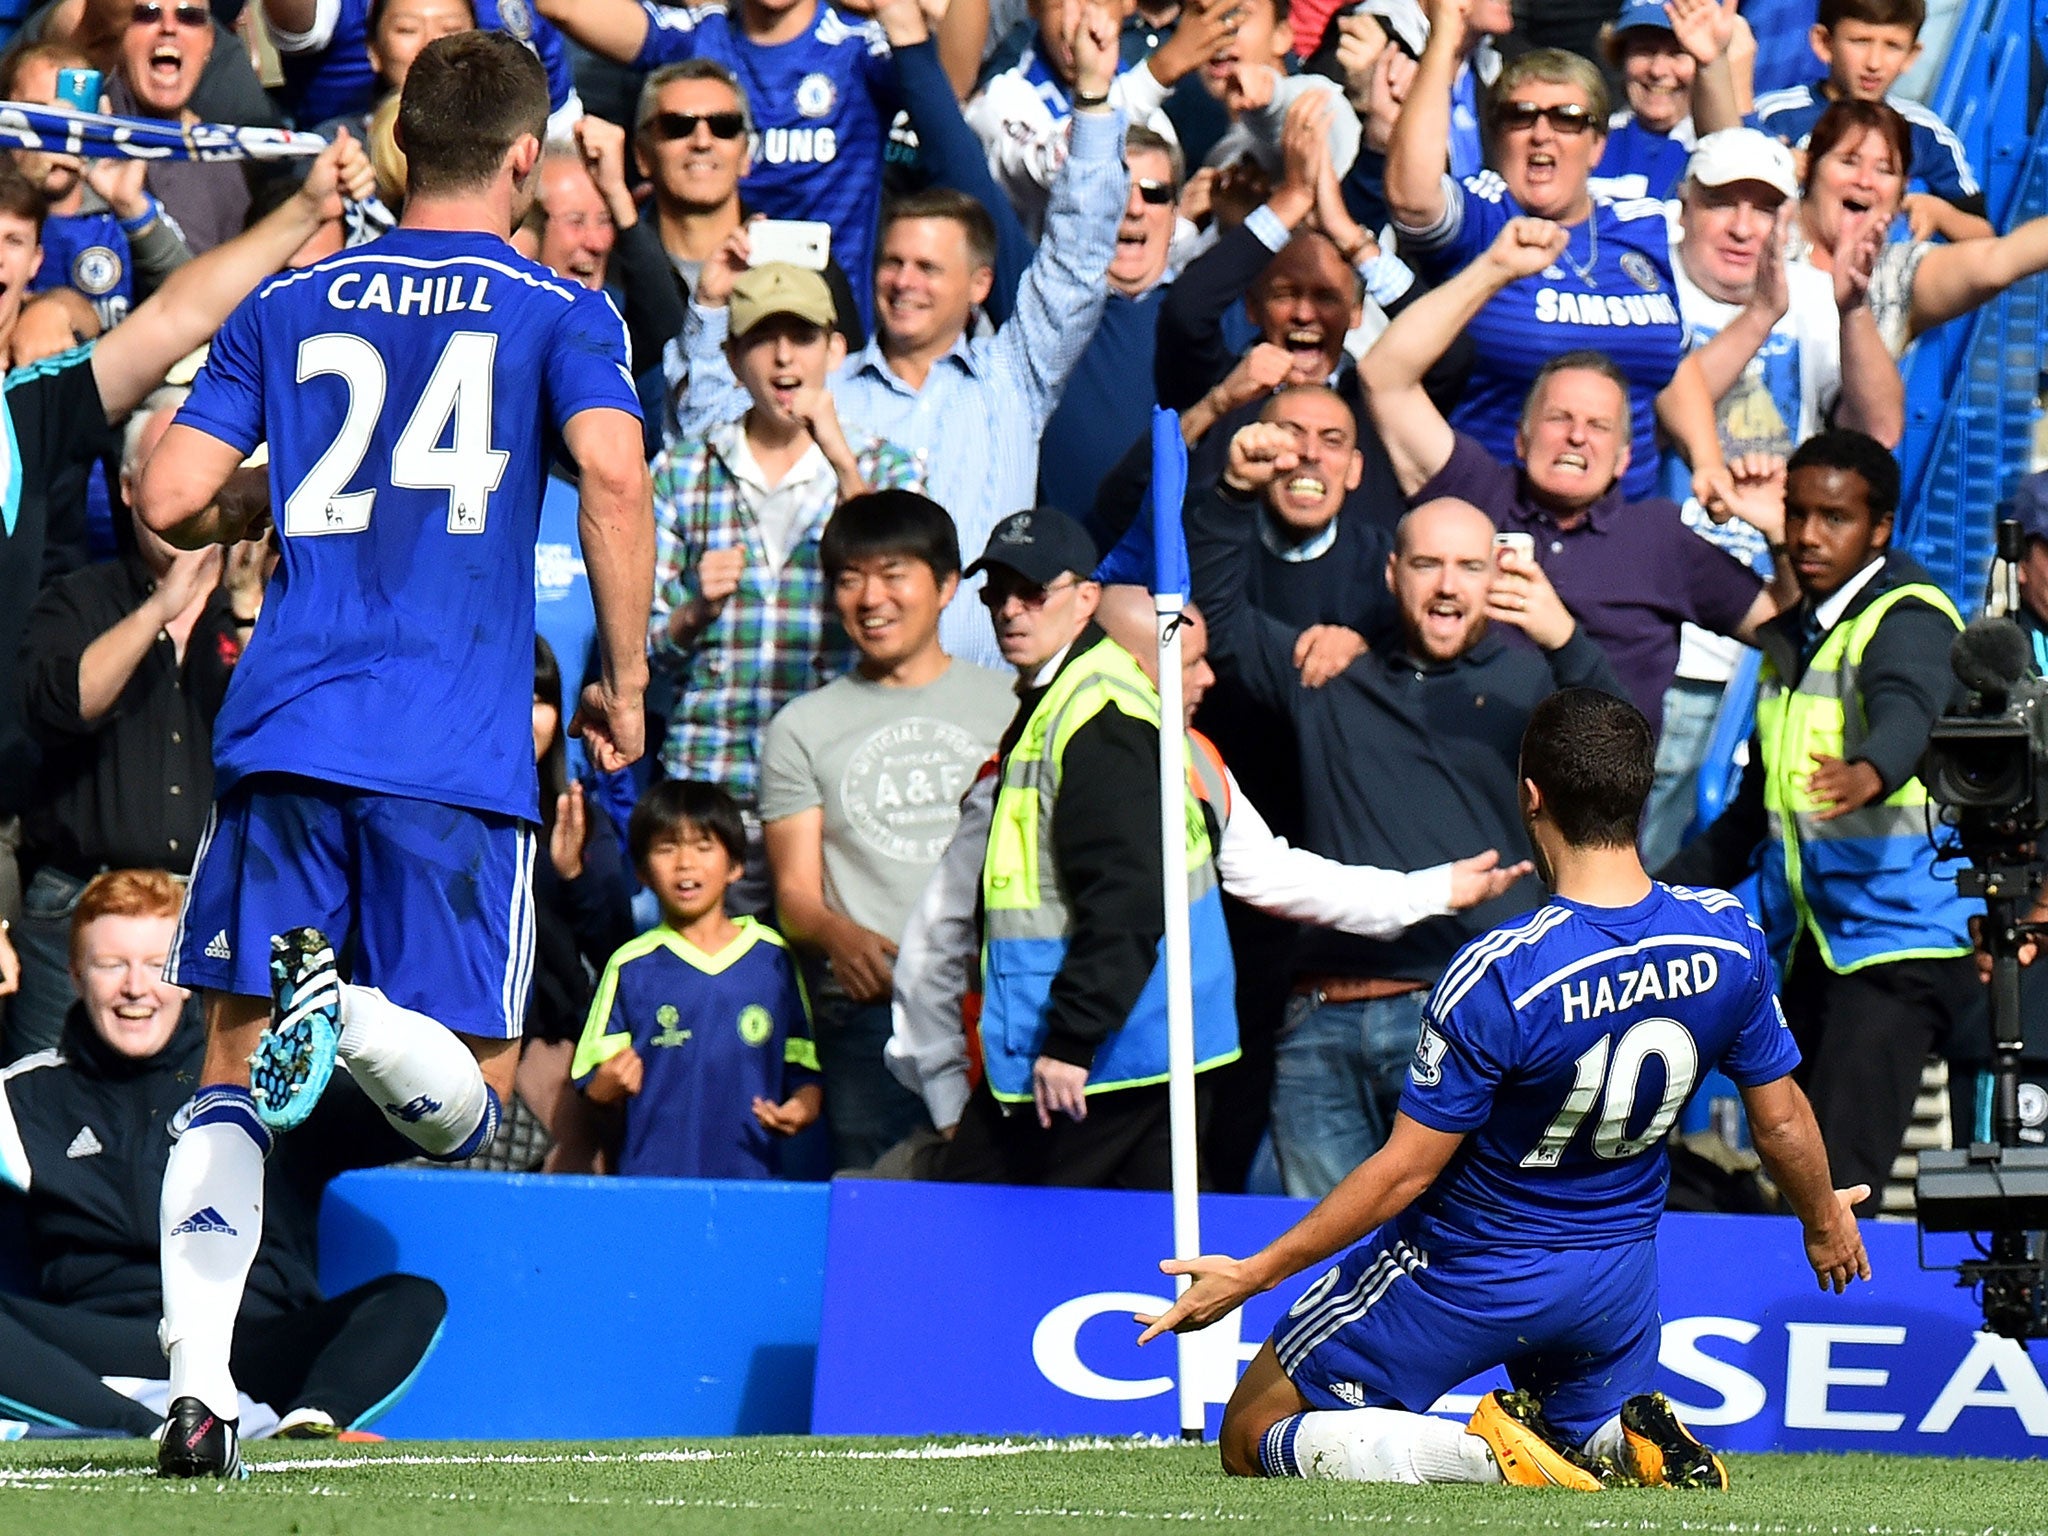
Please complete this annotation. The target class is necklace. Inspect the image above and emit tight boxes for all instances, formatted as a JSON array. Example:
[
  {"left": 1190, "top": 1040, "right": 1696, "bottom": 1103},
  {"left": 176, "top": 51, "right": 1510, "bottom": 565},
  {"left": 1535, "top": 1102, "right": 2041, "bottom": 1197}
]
[{"left": 1563, "top": 211, "right": 1600, "bottom": 286}]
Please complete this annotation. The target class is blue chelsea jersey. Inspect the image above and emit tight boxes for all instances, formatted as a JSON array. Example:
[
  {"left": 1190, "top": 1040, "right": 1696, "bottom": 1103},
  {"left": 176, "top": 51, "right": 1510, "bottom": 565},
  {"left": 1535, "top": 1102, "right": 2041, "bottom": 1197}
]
[
  {"left": 636, "top": 0, "right": 898, "bottom": 320},
  {"left": 280, "top": 0, "right": 575, "bottom": 127},
  {"left": 32, "top": 213, "right": 132, "bottom": 330},
  {"left": 1414, "top": 173, "right": 1688, "bottom": 502},
  {"left": 1399, "top": 882, "right": 1800, "bottom": 1251},
  {"left": 176, "top": 228, "right": 641, "bottom": 824}
]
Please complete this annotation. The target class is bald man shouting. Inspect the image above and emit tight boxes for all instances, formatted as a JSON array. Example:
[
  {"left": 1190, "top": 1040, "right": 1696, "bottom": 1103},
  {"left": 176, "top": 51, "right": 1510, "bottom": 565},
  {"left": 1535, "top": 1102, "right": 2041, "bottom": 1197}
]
[{"left": 1187, "top": 420, "right": 1631, "bottom": 1199}]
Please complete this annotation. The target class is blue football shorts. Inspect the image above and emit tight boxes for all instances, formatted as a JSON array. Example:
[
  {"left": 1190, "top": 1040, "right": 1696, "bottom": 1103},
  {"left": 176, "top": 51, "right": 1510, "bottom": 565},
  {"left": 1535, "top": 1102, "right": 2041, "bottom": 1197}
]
[
  {"left": 1269, "top": 1220, "right": 1661, "bottom": 1444},
  {"left": 168, "top": 773, "right": 538, "bottom": 1040}
]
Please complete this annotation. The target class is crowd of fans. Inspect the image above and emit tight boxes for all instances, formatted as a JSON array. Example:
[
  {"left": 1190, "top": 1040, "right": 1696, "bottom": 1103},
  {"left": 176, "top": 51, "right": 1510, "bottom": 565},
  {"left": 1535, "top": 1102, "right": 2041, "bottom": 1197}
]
[{"left": 2, "top": 0, "right": 2047, "bottom": 1268}]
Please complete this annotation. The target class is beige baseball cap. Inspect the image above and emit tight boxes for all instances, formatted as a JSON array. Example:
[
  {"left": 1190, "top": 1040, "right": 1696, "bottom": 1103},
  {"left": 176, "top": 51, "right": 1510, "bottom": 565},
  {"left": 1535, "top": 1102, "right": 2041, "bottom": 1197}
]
[{"left": 729, "top": 263, "right": 837, "bottom": 339}]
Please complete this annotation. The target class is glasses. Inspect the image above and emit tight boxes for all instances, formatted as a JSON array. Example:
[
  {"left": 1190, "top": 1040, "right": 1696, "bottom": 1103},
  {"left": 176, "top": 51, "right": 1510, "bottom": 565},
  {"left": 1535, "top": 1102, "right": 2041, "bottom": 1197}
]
[
  {"left": 647, "top": 111, "right": 748, "bottom": 142},
  {"left": 1494, "top": 100, "right": 1597, "bottom": 136},
  {"left": 130, "top": 2, "right": 209, "bottom": 25},
  {"left": 1132, "top": 178, "right": 1175, "bottom": 205},
  {"left": 979, "top": 574, "right": 1080, "bottom": 611}
]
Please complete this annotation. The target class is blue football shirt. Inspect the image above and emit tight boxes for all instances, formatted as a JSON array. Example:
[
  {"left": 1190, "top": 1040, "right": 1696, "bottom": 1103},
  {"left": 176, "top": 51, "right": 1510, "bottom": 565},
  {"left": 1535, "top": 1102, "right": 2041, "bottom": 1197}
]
[
  {"left": 1399, "top": 882, "right": 1800, "bottom": 1250},
  {"left": 1407, "top": 172, "right": 1688, "bottom": 502},
  {"left": 177, "top": 227, "right": 641, "bottom": 823},
  {"left": 1592, "top": 115, "right": 1694, "bottom": 202},
  {"left": 573, "top": 917, "right": 820, "bottom": 1179},
  {"left": 279, "top": 0, "right": 576, "bottom": 127},
  {"left": 635, "top": 0, "right": 898, "bottom": 322},
  {"left": 32, "top": 212, "right": 132, "bottom": 330}
]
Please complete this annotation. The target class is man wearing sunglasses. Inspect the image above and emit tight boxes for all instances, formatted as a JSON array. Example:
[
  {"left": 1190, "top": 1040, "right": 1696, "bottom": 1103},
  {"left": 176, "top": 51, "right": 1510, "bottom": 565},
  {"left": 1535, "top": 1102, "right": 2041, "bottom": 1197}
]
[
  {"left": 110, "top": 0, "right": 283, "bottom": 255},
  {"left": 631, "top": 60, "right": 864, "bottom": 349},
  {"left": 535, "top": 0, "right": 903, "bottom": 331},
  {"left": 933, "top": 508, "right": 1239, "bottom": 1189}
]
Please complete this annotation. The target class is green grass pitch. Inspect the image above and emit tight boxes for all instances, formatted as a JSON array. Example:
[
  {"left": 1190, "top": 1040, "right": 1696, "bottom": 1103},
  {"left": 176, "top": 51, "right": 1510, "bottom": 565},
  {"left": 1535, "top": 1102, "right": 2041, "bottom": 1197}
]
[{"left": 2, "top": 1435, "right": 2046, "bottom": 1534}]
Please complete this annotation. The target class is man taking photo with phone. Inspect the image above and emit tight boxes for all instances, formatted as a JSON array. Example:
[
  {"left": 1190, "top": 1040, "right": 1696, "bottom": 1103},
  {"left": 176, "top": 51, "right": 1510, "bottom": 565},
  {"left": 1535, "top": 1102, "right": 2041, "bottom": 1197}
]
[{"left": 1361, "top": 217, "right": 1796, "bottom": 733}]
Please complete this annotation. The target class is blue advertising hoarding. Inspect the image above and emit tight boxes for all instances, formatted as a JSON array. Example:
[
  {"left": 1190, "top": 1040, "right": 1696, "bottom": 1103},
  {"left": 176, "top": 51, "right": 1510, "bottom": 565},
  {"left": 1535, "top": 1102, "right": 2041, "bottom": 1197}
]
[
  {"left": 811, "top": 1181, "right": 2048, "bottom": 1457},
  {"left": 319, "top": 1169, "right": 828, "bottom": 1438}
]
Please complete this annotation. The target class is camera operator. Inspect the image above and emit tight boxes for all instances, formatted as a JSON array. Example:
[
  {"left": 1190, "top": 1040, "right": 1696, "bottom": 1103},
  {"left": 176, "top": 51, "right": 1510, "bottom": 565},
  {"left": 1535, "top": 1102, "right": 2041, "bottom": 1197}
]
[
  {"left": 1955, "top": 474, "right": 2048, "bottom": 1147},
  {"left": 1663, "top": 430, "right": 1983, "bottom": 1215}
]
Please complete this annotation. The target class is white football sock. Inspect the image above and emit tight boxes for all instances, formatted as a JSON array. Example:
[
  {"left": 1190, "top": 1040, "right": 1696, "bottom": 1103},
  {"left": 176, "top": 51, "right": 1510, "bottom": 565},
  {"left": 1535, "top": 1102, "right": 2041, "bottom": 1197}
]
[
  {"left": 1583, "top": 1412, "right": 1628, "bottom": 1466},
  {"left": 160, "top": 1090, "right": 269, "bottom": 1421},
  {"left": 1275, "top": 1409, "right": 1504, "bottom": 1483},
  {"left": 338, "top": 985, "right": 494, "bottom": 1158}
]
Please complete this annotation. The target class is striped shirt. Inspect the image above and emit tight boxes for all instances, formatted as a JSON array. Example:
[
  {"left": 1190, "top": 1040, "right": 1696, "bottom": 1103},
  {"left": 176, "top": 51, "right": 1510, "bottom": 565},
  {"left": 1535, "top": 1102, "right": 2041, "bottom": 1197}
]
[
  {"left": 1398, "top": 171, "right": 1688, "bottom": 502},
  {"left": 648, "top": 417, "right": 923, "bottom": 800},
  {"left": 669, "top": 108, "right": 1128, "bottom": 670}
]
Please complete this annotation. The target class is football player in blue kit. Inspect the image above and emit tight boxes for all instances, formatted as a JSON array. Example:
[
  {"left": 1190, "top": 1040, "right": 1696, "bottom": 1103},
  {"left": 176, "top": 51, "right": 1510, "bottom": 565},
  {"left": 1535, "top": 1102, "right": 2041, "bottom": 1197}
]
[
  {"left": 1137, "top": 688, "right": 1870, "bottom": 1490},
  {"left": 134, "top": 32, "right": 653, "bottom": 1478}
]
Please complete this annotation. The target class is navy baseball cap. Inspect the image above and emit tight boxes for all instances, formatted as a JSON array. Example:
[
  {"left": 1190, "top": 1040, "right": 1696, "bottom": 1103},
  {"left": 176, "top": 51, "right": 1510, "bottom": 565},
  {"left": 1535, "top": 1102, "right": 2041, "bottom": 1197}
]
[
  {"left": 966, "top": 508, "right": 1099, "bottom": 587},
  {"left": 2008, "top": 470, "right": 2048, "bottom": 549}
]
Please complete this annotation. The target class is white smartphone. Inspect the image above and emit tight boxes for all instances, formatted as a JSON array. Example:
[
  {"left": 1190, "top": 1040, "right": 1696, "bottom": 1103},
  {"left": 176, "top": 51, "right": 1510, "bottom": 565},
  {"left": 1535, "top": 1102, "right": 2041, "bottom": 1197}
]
[
  {"left": 748, "top": 219, "right": 832, "bottom": 272},
  {"left": 1493, "top": 531, "right": 1535, "bottom": 565}
]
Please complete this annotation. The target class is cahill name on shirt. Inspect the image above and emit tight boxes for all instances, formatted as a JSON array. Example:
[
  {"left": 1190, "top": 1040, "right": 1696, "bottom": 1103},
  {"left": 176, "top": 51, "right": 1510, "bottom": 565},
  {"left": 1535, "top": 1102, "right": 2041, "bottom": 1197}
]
[{"left": 324, "top": 271, "right": 496, "bottom": 315}]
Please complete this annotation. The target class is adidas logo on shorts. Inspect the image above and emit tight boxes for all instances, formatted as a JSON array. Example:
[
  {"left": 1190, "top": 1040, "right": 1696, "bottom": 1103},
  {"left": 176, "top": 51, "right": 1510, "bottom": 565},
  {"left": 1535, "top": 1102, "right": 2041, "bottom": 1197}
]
[
  {"left": 205, "top": 930, "right": 232, "bottom": 961},
  {"left": 1330, "top": 1381, "right": 1367, "bottom": 1407}
]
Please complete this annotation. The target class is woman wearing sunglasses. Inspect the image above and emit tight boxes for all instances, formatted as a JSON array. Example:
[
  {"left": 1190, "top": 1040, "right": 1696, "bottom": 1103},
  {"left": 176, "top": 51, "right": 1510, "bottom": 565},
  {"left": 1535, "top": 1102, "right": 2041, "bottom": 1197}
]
[{"left": 1385, "top": 7, "right": 1730, "bottom": 511}]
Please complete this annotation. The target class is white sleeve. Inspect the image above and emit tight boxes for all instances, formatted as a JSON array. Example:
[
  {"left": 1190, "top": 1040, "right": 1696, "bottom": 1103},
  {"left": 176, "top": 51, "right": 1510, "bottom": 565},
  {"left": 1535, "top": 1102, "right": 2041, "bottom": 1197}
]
[
  {"left": 544, "top": 90, "right": 587, "bottom": 144},
  {"left": 264, "top": 0, "right": 341, "bottom": 55},
  {"left": 885, "top": 773, "right": 996, "bottom": 1131},
  {"left": 1216, "top": 768, "right": 1457, "bottom": 938},
  {"left": 1111, "top": 59, "right": 1173, "bottom": 135}
]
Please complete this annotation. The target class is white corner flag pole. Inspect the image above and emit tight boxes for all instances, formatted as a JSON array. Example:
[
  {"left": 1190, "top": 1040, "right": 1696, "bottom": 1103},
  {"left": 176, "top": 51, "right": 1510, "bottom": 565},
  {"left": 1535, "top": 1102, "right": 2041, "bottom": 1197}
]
[{"left": 1156, "top": 587, "right": 1205, "bottom": 1443}]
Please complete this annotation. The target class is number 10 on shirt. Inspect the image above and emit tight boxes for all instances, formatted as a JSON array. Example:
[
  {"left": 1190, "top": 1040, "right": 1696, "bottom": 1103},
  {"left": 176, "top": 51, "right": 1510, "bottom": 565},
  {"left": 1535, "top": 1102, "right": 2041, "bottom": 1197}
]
[{"left": 283, "top": 330, "right": 510, "bottom": 538}]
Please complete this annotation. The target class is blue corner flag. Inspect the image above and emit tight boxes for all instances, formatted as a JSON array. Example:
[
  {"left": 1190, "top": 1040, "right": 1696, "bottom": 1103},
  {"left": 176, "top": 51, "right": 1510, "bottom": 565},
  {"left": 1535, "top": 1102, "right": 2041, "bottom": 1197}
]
[
  {"left": 1090, "top": 407, "right": 1188, "bottom": 589},
  {"left": 1151, "top": 407, "right": 1189, "bottom": 599}
]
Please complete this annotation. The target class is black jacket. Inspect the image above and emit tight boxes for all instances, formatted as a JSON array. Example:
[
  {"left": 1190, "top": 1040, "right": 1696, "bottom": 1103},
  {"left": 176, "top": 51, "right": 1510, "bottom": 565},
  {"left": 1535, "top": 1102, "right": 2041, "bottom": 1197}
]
[
  {"left": 18, "top": 552, "right": 240, "bottom": 876},
  {"left": 529, "top": 797, "right": 638, "bottom": 1046},
  {"left": 1662, "top": 550, "right": 1962, "bottom": 893},
  {"left": 1190, "top": 478, "right": 1627, "bottom": 983},
  {"left": 0, "top": 1008, "right": 413, "bottom": 1317}
]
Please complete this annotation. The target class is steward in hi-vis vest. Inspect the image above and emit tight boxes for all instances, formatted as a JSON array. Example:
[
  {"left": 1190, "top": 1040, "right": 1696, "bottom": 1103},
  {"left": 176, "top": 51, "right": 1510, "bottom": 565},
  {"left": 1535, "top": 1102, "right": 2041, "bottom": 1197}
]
[
  {"left": 980, "top": 631, "right": 1240, "bottom": 1102},
  {"left": 937, "top": 506, "right": 1239, "bottom": 1189},
  {"left": 1661, "top": 432, "right": 1984, "bottom": 1214}
]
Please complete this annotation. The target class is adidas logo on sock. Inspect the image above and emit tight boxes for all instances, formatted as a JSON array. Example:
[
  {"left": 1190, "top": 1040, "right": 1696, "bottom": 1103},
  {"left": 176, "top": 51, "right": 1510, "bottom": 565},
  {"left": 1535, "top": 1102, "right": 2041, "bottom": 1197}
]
[
  {"left": 205, "top": 930, "right": 232, "bottom": 961},
  {"left": 384, "top": 1094, "right": 443, "bottom": 1124},
  {"left": 64, "top": 1126, "right": 102, "bottom": 1160},
  {"left": 169, "top": 1206, "right": 237, "bottom": 1238}
]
